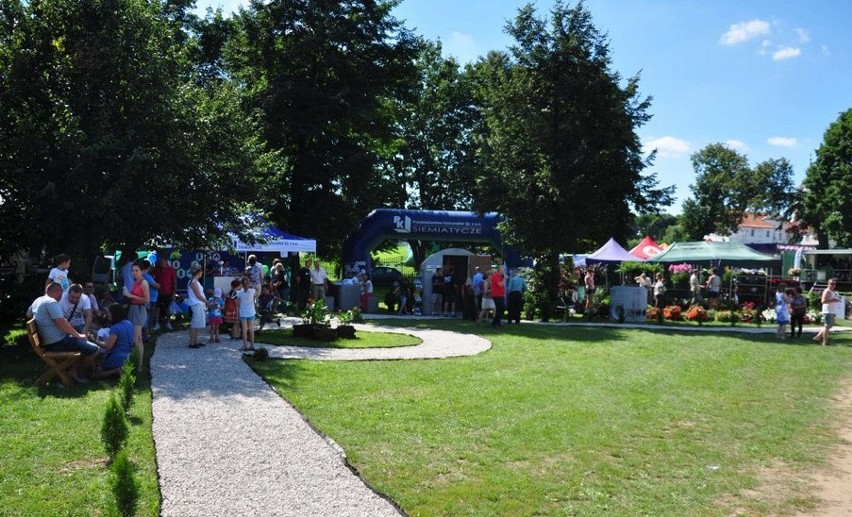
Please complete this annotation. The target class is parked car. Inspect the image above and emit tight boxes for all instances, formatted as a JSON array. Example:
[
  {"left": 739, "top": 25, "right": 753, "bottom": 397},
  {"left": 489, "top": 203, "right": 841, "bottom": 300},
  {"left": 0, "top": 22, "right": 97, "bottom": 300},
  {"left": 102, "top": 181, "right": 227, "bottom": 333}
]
[{"left": 370, "top": 266, "right": 403, "bottom": 287}]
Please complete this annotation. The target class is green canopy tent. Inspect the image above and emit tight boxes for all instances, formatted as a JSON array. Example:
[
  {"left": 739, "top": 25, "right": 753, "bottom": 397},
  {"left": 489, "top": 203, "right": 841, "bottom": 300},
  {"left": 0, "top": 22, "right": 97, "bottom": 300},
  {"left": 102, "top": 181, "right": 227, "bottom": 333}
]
[
  {"left": 647, "top": 241, "right": 778, "bottom": 265},
  {"left": 648, "top": 241, "right": 781, "bottom": 305}
]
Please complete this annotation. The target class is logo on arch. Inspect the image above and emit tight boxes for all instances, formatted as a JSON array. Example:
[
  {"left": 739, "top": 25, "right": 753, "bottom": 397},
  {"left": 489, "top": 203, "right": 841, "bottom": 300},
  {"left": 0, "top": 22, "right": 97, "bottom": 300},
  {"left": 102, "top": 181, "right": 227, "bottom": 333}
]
[{"left": 393, "top": 215, "right": 412, "bottom": 233}]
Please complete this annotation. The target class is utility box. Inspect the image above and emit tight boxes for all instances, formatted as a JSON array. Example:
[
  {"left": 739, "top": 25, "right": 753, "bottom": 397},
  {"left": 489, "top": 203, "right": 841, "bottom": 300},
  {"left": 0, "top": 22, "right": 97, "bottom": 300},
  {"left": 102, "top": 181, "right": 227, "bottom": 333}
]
[{"left": 609, "top": 286, "right": 647, "bottom": 322}]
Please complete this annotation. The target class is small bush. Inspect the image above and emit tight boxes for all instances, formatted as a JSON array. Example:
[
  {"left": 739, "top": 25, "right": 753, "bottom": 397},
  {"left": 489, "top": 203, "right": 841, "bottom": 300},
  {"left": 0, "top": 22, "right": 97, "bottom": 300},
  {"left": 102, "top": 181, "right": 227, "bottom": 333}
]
[
  {"left": 646, "top": 306, "right": 659, "bottom": 321},
  {"left": 127, "top": 348, "right": 140, "bottom": 371},
  {"left": 118, "top": 362, "right": 136, "bottom": 412},
  {"left": 101, "top": 394, "right": 129, "bottom": 460},
  {"left": 663, "top": 305, "right": 682, "bottom": 321},
  {"left": 253, "top": 347, "right": 269, "bottom": 361},
  {"left": 110, "top": 449, "right": 138, "bottom": 517},
  {"left": 685, "top": 305, "right": 709, "bottom": 323}
]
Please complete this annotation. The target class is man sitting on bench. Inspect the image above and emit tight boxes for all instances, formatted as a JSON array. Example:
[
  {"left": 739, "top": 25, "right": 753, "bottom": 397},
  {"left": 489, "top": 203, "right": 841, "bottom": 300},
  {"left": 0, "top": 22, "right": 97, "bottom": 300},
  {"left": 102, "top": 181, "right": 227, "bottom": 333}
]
[{"left": 27, "top": 282, "right": 102, "bottom": 383}]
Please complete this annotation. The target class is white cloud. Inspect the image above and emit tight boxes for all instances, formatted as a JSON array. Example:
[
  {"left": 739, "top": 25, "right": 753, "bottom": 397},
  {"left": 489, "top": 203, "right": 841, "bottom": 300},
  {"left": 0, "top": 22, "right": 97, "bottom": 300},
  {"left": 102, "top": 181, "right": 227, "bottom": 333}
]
[
  {"left": 821, "top": 45, "right": 830, "bottom": 55},
  {"left": 720, "top": 19, "right": 771, "bottom": 46},
  {"left": 768, "top": 136, "right": 797, "bottom": 148},
  {"left": 795, "top": 28, "right": 810, "bottom": 43},
  {"left": 773, "top": 46, "right": 801, "bottom": 60},
  {"left": 644, "top": 136, "right": 691, "bottom": 157},
  {"left": 725, "top": 140, "right": 750, "bottom": 152}
]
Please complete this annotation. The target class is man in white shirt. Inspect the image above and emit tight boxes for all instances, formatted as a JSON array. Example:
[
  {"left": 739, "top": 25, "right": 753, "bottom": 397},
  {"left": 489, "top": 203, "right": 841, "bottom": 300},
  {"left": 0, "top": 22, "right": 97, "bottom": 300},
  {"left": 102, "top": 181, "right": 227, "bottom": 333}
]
[
  {"left": 310, "top": 261, "right": 329, "bottom": 302},
  {"left": 60, "top": 283, "right": 93, "bottom": 335}
]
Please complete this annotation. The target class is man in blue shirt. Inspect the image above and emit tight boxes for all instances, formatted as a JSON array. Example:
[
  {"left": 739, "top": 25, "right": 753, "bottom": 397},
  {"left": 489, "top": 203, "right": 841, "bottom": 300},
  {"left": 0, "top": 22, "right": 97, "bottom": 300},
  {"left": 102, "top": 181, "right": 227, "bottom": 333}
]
[
  {"left": 506, "top": 269, "right": 527, "bottom": 324},
  {"left": 472, "top": 266, "right": 484, "bottom": 313}
]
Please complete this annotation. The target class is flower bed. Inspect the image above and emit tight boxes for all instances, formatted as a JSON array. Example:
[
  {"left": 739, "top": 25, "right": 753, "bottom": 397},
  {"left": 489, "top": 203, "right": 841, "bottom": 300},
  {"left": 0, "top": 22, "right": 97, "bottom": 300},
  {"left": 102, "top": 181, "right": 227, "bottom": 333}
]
[
  {"left": 685, "top": 305, "right": 709, "bottom": 323},
  {"left": 663, "top": 305, "right": 682, "bottom": 321}
]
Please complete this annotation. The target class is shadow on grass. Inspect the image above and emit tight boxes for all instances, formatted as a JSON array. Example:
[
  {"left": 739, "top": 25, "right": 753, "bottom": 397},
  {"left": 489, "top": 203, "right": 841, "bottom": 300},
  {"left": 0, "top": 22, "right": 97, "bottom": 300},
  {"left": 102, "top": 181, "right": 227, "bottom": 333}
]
[{"left": 0, "top": 334, "right": 158, "bottom": 399}]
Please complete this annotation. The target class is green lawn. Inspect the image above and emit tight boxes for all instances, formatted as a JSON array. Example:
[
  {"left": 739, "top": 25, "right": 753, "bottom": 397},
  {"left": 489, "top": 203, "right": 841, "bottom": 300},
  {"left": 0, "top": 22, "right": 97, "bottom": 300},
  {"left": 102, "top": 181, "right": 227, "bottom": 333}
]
[
  {"left": 253, "top": 321, "right": 852, "bottom": 516},
  {"left": 0, "top": 334, "right": 160, "bottom": 516},
  {"left": 4, "top": 320, "right": 851, "bottom": 516},
  {"left": 256, "top": 328, "right": 422, "bottom": 348}
]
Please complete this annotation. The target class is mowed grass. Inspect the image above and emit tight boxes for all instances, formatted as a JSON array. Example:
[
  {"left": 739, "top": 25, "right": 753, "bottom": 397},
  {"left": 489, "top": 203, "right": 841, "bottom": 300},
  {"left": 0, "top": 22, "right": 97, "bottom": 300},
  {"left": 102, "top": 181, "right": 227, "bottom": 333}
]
[
  {"left": 254, "top": 321, "right": 852, "bottom": 516},
  {"left": 0, "top": 338, "right": 159, "bottom": 516},
  {"left": 255, "top": 328, "right": 422, "bottom": 348}
]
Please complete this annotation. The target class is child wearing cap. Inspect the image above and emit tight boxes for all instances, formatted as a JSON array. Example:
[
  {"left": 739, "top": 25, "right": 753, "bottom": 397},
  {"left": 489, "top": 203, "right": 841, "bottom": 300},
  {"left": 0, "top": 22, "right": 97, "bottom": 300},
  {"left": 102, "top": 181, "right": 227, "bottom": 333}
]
[{"left": 207, "top": 287, "right": 224, "bottom": 343}]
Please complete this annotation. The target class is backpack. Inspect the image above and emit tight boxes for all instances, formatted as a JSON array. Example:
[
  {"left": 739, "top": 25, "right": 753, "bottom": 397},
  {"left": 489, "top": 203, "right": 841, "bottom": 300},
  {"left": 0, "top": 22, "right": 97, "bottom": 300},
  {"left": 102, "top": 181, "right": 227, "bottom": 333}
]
[{"left": 223, "top": 296, "right": 238, "bottom": 323}]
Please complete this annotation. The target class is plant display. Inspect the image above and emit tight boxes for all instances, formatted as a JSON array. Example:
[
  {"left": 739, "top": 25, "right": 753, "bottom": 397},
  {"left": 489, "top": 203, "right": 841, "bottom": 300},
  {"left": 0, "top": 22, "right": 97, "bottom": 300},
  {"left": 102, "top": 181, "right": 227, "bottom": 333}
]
[
  {"left": 668, "top": 263, "right": 692, "bottom": 285},
  {"left": 761, "top": 308, "right": 777, "bottom": 323},
  {"left": 738, "top": 301, "right": 758, "bottom": 323},
  {"left": 663, "top": 305, "right": 682, "bottom": 321},
  {"left": 805, "top": 311, "right": 823, "bottom": 324},
  {"left": 685, "top": 305, "right": 709, "bottom": 323},
  {"left": 646, "top": 306, "right": 659, "bottom": 321},
  {"left": 301, "top": 298, "right": 331, "bottom": 327}
]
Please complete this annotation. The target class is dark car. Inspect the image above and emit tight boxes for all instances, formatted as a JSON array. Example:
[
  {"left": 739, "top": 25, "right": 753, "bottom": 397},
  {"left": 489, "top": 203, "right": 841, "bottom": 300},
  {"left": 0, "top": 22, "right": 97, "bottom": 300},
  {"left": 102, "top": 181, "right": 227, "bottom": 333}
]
[{"left": 370, "top": 266, "right": 403, "bottom": 287}]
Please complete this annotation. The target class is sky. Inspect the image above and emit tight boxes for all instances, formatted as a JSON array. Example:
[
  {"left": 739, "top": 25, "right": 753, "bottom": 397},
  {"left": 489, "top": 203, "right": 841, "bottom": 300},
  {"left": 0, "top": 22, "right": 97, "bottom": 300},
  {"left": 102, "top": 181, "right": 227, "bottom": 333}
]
[{"left": 194, "top": 0, "right": 852, "bottom": 214}]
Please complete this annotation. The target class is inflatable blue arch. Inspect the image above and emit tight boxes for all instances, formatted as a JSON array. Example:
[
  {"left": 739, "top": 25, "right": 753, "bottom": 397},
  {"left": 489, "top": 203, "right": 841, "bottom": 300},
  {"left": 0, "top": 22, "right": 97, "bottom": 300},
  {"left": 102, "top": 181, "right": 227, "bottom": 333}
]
[{"left": 342, "top": 209, "right": 521, "bottom": 275}]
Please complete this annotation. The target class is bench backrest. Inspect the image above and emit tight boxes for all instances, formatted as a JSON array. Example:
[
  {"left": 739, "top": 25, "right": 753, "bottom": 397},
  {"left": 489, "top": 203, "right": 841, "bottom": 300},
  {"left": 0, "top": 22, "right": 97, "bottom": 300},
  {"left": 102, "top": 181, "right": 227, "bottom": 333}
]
[{"left": 26, "top": 318, "right": 45, "bottom": 357}]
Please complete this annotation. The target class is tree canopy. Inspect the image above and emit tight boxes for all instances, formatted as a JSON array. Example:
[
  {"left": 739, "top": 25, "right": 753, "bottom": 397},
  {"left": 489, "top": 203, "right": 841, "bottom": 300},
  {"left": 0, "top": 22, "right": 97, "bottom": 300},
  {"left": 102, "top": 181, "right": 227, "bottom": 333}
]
[
  {"left": 0, "top": 0, "right": 265, "bottom": 259},
  {"left": 680, "top": 143, "right": 797, "bottom": 241},
  {"left": 469, "top": 1, "right": 673, "bottom": 315},
  {"left": 802, "top": 109, "right": 852, "bottom": 247}
]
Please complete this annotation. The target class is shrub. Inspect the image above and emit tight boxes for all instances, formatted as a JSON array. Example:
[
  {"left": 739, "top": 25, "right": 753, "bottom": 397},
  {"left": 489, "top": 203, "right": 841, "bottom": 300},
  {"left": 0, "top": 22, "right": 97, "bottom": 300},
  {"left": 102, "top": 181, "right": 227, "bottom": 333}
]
[
  {"left": 646, "top": 306, "right": 659, "bottom": 321},
  {"left": 101, "top": 394, "right": 129, "bottom": 460},
  {"left": 663, "top": 305, "right": 682, "bottom": 321},
  {"left": 685, "top": 305, "right": 709, "bottom": 323},
  {"left": 118, "top": 362, "right": 136, "bottom": 412},
  {"left": 110, "top": 449, "right": 138, "bottom": 517},
  {"left": 127, "top": 347, "right": 140, "bottom": 371},
  {"left": 716, "top": 311, "right": 734, "bottom": 323}
]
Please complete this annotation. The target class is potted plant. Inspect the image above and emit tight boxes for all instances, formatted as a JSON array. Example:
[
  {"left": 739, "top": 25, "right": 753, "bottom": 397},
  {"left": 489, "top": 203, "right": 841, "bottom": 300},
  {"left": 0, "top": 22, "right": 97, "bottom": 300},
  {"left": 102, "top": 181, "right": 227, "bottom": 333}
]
[
  {"left": 293, "top": 298, "right": 336, "bottom": 340},
  {"left": 335, "top": 309, "right": 358, "bottom": 339}
]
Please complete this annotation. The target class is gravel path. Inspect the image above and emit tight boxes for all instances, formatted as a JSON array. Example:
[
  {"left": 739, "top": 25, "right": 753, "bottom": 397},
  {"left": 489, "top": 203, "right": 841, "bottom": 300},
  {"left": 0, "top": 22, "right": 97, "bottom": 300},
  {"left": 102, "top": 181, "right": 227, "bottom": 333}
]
[{"left": 151, "top": 321, "right": 490, "bottom": 516}]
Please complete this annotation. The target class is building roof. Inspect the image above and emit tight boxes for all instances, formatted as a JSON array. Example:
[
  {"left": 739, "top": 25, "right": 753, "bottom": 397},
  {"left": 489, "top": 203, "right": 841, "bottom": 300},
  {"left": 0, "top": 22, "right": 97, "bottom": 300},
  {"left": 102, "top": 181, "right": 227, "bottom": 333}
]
[{"left": 739, "top": 213, "right": 777, "bottom": 229}]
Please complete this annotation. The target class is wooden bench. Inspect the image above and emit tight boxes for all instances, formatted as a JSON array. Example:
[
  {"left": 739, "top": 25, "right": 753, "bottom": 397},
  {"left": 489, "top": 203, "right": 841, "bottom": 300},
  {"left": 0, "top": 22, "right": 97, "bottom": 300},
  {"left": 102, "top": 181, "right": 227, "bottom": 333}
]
[{"left": 26, "top": 318, "right": 82, "bottom": 387}]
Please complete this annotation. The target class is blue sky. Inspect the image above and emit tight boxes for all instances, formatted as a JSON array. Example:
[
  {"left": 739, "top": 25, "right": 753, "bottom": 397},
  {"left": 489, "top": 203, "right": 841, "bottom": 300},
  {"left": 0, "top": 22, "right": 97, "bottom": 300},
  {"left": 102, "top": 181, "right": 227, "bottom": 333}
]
[{"left": 195, "top": 0, "right": 852, "bottom": 214}]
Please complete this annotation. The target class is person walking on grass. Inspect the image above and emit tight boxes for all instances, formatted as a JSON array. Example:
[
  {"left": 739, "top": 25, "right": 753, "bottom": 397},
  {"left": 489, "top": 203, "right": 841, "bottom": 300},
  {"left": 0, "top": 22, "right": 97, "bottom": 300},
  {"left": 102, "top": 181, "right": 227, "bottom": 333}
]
[
  {"left": 789, "top": 286, "right": 807, "bottom": 338},
  {"left": 775, "top": 283, "right": 790, "bottom": 339},
  {"left": 236, "top": 276, "right": 257, "bottom": 351},
  {"left": 814, "top": 278, "right": 841, "bottom": 346}
]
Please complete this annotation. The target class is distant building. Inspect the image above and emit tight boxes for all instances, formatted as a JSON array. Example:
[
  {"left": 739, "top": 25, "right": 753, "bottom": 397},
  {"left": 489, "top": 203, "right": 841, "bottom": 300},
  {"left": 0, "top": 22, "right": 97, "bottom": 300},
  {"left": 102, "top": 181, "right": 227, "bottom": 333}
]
[{"left": 706, "top": 213, "right": 819, "bottom": 247}]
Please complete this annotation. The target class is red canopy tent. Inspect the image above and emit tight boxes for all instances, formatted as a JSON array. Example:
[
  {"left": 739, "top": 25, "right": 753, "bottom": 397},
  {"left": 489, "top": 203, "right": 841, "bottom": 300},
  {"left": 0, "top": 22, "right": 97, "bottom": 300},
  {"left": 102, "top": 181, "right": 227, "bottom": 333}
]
[{"left": 629, "top": 236, "right": 664, "bottom": 260}]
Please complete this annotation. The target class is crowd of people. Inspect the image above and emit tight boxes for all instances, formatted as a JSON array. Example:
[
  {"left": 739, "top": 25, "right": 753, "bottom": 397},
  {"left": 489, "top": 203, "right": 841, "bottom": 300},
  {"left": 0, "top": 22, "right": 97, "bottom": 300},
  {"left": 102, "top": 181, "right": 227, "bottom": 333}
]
[
  {"left": 429, "top": 264, "right": 527, "bottom": 328},
  {"left": 27, "top": 251, "right": 846, "bottom": 384}
]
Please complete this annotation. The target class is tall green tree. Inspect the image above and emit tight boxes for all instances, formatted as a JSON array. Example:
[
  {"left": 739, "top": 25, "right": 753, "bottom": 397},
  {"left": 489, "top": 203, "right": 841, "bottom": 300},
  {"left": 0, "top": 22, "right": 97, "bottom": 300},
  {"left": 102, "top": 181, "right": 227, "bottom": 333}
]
[
  {"left": 802, "top": 108, "right": 852, "bottom": 247},
  {"left": 225, "top": 0, "right": 418, "bottom": 256},
  {"left": 383, "top": 39, "right": 482, "bottom": 267},
  {"left": 633, "top": 213, "right": 678, "bottom": 242},
  {"left": 471, "top": 1, "right": 673, "bottom": 316},
  {"left": 681, "top": 144, "right": 798, "bottom": 240},
  {"left": 0, "top": 0, "right": 264, "bottom": 260},
  {"left": 385, "top": 39, "right": 479, "bottom": 211}
]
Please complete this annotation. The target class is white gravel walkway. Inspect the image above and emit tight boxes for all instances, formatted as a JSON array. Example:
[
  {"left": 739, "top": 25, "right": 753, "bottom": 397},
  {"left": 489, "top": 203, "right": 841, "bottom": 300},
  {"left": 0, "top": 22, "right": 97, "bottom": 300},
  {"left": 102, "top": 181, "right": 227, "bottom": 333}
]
[{"left": 151, "top": 321, "right": 491, "bottom": 516}]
